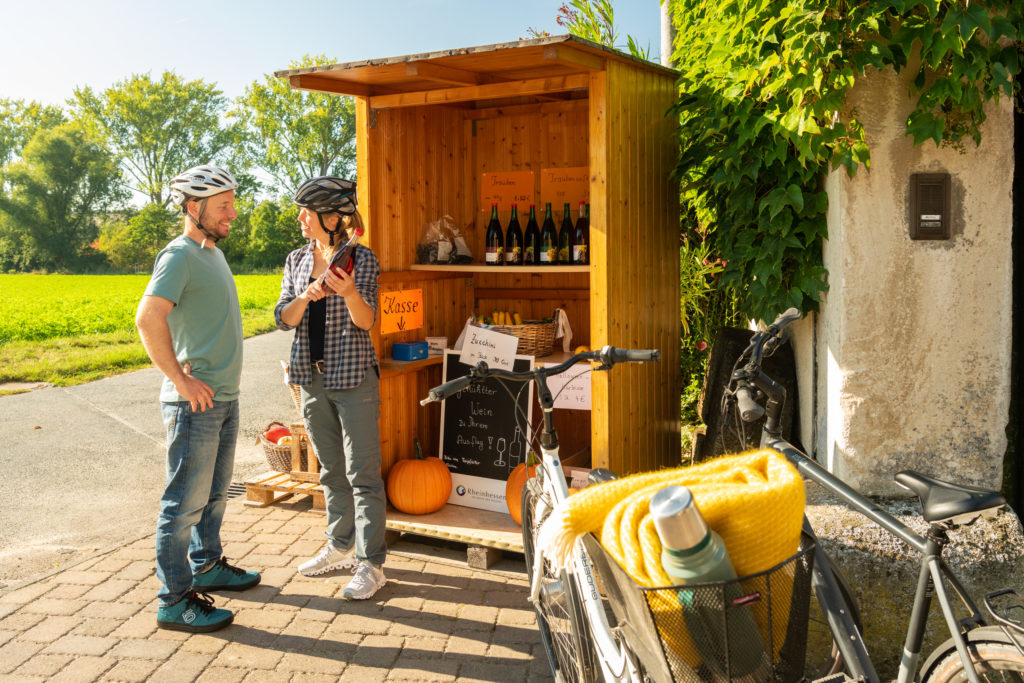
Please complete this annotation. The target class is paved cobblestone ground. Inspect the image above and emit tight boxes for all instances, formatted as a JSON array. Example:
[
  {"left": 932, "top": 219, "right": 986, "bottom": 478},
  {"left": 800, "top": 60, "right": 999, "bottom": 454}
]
[{"left": 0, "top": 497, "right": 554, "bottom": 682}]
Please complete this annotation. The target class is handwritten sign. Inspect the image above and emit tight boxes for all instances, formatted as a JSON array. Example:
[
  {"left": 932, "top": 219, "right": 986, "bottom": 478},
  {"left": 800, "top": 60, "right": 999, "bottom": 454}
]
[
  {"left": 380, "top": 289, "right": 423, "bottom": 335},
  {"left": 459, "top": 326, "right": 519, "bottom": 370},
  {"left": 543, "top": 362, "right": 592, "bottom": 410},
  {"left": 481, "top": 171, "right": 535, "bottom": 211},
  {"left": 439, "top": 351, "right": 534, "bottom": 512},
  {"left": 541, "top": 167, "right": 589, "bottom": 208}
]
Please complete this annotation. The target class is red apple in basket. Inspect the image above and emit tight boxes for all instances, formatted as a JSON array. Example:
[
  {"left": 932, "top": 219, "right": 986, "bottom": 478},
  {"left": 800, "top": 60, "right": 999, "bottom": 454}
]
[{"left": 265, "top": 425, "right": 291, "bottom": 443}]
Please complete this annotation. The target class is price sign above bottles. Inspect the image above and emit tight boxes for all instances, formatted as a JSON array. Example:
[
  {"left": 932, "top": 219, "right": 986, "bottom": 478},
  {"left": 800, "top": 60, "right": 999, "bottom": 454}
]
[
  {"left": 481, "top": 171, "right": 535, "bottom": 211},
  {"left": 541, "top": 167, "right": 589, "bottom": 208}
]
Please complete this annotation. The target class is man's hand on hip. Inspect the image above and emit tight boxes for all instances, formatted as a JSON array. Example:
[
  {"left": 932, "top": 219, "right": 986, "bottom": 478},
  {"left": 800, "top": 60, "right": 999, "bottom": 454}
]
[{"left": 175, "top": 362, "right": 214, "bottom": 412}]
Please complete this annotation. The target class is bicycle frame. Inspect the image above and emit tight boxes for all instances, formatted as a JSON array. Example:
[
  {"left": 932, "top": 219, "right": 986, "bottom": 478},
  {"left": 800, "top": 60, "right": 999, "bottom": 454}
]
[{"left": 766, "top": 433, "right": 992, "bottom": 683}]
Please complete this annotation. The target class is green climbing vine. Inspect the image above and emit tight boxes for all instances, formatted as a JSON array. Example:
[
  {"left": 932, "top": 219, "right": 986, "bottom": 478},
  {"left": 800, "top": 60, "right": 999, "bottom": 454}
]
[{"left": 669, "top": 0, "right": 1023, "bottom": 321}]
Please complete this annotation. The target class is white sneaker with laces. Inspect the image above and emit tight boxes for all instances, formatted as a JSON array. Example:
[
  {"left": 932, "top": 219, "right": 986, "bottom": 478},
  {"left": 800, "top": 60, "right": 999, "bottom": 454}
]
[
  {"left": 297, "top": 542, "right": 357, "bottom": 576},
  {"left": 342, "top": 561, "right": 386, "bottom": 600}
]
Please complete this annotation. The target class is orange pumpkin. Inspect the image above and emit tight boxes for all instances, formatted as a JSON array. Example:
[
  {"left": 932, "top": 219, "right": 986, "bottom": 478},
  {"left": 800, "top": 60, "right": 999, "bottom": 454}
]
[
  {"left": 505, "top": 451, "right": 539, "bottom": 526},
  {"left": 386, "top": 438, "right": 452, "bottom": 515}
]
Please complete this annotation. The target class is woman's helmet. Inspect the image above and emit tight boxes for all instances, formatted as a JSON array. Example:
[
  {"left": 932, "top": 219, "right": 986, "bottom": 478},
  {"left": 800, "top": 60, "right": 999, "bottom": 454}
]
[
  {"left": 169, "top": 164, "right": 238, "bottom": 244},
  {"left": 169, "top": 165, "right": 238, "bottom": 207},
  {"left": 294, "top": 176, "right": 357, "bottom": 245}
]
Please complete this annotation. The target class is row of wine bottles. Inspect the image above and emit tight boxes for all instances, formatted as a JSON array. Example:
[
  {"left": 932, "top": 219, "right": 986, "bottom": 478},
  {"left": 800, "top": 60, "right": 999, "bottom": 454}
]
[{"left": 485, "top": 201, "right": 590, "bottom": 266}]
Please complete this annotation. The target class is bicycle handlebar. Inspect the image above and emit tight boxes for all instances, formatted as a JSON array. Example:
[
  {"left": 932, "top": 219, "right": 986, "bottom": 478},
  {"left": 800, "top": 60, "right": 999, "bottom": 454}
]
[
  {"left": 732, "top": 308, "right": 803, "bottom": 424},
  {"left": 419, "top": 345, "right": 660, "bottom": 405}
]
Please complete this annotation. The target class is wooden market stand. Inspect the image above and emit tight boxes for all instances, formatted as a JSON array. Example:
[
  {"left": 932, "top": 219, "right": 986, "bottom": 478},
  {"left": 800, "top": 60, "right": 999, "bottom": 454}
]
[{"left": 267, "top": 35, "right": 681, "bottom": 563}]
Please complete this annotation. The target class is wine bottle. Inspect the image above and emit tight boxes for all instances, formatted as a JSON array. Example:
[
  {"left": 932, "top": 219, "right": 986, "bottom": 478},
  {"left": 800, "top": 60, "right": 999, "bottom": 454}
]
[
  {"left": 539, "top": 203, "right": 558, "bottom": 265},
  {"left": 485, "top": 203, "right": 503, "bottom": 266},
  {"left": 523, "top": 205, "right": 541, "bottom": 265},
  {"left": 505, "top": 204, "right": 523, "bottom": 266},
  {"left": 650, "top": 485, "right": 770, "bottom": 681},
  {"left": 557, "top": 202, "right": 573, "bottom": 264},
  {"left": 572, "top": 201, "right": 590, "bottom": 265}
]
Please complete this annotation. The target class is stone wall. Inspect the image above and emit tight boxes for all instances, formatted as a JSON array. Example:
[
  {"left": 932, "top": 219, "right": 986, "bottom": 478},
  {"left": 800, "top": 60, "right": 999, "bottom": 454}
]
[{"left": 791, "top": 63, "right": 1014, "bottom": 495}]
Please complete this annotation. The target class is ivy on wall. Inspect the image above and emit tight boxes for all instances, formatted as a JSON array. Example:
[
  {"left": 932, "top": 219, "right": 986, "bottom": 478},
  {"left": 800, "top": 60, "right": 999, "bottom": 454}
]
[{"left": 669, "top": 0, "right": 1023, "bottom": 321}]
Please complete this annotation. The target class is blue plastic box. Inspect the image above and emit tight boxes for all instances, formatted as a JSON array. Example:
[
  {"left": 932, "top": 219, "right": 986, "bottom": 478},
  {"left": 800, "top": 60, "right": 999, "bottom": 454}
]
[{"left": 393, "top": 341, "right": 428, "bottom": 361}]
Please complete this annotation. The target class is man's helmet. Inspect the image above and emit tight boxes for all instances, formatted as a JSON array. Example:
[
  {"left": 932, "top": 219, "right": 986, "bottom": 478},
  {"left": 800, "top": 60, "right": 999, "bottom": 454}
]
[
  {"left": 294, "top": 177, "right": 357, "bottom": 216},
  {"left": 169, "top": 165, "right": 238, "bottom": 207}
]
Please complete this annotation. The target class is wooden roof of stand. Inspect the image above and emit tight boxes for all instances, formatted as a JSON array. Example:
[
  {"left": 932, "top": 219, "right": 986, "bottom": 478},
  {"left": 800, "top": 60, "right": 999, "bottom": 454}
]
[{"left": 274, "top": 34, "right": 677, "bottom": 109}]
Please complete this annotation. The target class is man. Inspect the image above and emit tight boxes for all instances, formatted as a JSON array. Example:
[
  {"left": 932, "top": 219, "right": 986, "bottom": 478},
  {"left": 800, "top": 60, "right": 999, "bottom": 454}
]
[{"left": 135, "top": 164, "right": 260, "bottom": 633}]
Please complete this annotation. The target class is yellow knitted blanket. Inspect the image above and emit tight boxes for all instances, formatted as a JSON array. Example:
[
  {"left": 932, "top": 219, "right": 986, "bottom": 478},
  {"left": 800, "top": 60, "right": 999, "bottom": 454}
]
[{"left": 537, "top": 450, "right": 805, "bottom": 669}]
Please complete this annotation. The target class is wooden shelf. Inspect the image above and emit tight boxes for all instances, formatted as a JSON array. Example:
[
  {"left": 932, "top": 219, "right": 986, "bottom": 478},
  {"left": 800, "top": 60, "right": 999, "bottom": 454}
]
[
  {"left": 379, "top": 355, "right": 444, "bottom": 375},
  {"left": 410, "top": 264, "right": 589, "bottom": 274}
]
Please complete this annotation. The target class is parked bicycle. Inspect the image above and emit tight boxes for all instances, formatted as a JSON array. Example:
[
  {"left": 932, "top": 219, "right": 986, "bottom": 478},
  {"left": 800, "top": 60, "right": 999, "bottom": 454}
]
[{"left": 721, "top": 307, "right": 1024, "bottom": 682}]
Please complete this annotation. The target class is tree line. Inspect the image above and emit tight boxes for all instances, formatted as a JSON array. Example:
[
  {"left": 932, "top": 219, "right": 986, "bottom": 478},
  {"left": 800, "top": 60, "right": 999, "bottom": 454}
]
[{"left": 0, "top": 55, "right": 354, "bottom": 274}]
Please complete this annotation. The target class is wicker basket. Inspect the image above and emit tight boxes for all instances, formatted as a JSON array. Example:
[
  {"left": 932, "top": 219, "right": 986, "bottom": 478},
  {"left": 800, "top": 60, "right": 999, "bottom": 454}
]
[
  {"left": 488, "top": 319, "right": 559, "bottom": 357},
  {"left": 258, "top": 421, "right": 309, "bottom": 472}
]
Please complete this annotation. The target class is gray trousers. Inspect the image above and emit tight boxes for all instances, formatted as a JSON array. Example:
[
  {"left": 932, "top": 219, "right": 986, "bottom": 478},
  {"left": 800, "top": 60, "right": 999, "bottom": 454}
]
[{"left": 301, "top": 367, "right": 387, "bottom": 566}]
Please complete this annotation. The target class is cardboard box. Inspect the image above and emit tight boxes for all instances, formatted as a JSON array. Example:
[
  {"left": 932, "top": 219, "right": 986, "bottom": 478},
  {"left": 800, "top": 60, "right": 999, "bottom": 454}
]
[{"left": 393, "top": 341, "right": 428, "bottom": 361}]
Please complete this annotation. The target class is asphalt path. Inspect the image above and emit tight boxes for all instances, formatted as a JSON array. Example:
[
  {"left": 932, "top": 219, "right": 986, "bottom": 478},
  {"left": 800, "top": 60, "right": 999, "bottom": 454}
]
[{"left": 0, "top": 330, "right": 297, "bottom": 588}]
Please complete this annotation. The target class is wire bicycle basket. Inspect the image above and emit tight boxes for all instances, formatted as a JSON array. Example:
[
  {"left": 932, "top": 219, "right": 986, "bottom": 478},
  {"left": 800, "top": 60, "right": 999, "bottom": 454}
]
[{"left": 582, "top": 533, "right": 816, "bottom": 682}]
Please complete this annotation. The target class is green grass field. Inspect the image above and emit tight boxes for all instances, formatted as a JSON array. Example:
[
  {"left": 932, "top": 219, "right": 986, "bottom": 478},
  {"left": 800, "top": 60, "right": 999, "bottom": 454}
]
[{"left": 0, "top": 274, "right": 282, "bottom": 391}]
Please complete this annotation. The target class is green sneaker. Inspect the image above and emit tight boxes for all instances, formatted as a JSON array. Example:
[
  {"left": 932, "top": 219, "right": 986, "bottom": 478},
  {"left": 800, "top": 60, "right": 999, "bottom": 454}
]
[
  {"left": 157, "top": 591, "right": 233, "bottom": 633},
  {"left": 192, "top": 558, "right": 261, "bottom": 592}
]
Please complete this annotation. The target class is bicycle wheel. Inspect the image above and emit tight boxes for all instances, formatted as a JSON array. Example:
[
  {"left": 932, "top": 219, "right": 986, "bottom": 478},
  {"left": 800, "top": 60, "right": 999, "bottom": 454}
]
[
  {"left": 921, "top": 636, "right": 1024, "bottom": 682},
  {"left": 804, "top": 564, "right": 863, "bottom": 679},
  {"left": 522, "top": 476, "right": 598, "bottom": 682}
]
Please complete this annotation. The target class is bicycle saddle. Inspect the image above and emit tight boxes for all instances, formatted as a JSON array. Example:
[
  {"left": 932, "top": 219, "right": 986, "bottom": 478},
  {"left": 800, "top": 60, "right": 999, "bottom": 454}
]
[{"left": 894, "top": 470, "right": 1005, "bottom": 524}]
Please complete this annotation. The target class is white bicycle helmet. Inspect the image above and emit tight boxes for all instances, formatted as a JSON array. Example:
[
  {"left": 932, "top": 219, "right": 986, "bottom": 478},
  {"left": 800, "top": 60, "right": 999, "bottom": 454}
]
[
  {"left": 169, "top": 164, "right": 238, "bottom": 244},
  {"left": 169, "top": 164, "right": 238, "bottom": 207}
]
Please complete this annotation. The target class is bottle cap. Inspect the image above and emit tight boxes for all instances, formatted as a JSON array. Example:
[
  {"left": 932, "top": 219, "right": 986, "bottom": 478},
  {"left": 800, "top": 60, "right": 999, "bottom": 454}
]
[{"left": 649, "top": 485, "right": 709, "bottom": 551}]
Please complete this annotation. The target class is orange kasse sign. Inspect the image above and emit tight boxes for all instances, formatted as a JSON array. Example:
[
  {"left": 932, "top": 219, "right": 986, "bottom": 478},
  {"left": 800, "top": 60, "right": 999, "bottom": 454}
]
[{"left": 380, "top": 289, "right": 423, "bottom": 335}]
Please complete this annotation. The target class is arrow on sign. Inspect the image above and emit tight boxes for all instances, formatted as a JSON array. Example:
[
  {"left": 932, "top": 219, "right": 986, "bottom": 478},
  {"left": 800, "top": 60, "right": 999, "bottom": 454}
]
[{"left": 397, "top": 317, "right": 406, "bottom": 331}]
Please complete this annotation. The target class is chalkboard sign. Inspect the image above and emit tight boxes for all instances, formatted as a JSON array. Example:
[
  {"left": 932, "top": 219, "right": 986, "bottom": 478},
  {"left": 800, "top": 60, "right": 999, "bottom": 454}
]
[{"left": 439, "top": 350, "right": 534, "bottom": 512}]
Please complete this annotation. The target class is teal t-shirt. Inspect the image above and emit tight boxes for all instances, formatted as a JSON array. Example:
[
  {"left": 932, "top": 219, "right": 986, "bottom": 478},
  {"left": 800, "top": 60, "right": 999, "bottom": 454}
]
[{"left": 144, "top": 235, "right": 243, "bottom": 403}]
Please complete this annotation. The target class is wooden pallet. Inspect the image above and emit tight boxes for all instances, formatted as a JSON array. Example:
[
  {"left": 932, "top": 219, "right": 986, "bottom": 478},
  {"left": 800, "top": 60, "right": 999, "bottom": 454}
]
[
  {"left": 385, "top": 506, "right": 523, "bottom": 569},
  {"left": 244, "top": 471, "right": 325, "bottom": 509}
]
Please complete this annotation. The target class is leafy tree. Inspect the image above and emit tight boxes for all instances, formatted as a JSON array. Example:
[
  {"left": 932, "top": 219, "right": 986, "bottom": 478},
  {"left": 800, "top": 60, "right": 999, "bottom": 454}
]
[
  {"left": 0, "top": 122, "right": 127, "bottom": 271},
  {"left": 232, "top": 55, "right": 357, "bottom": 195},
  {"left": 0, "top": 99, "right": 66, "bottom": 169},
  {"left": 671, "top": 0, "right": 1023, "bottom": 320},
  {"left": 246, "top": 199, "right": 303, "bottom": 269},
  {"left": 96, "top": 203, "right": 178, "bottom": 271},
  {"left": 70, "top": 72, "right": 246, "bottom": 206}
]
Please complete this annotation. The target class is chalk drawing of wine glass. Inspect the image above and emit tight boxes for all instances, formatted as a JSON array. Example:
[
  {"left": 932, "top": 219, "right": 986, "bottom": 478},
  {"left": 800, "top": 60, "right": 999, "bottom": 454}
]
[{"left": 493, "top": 437, "right": 507, "bottom": 467}]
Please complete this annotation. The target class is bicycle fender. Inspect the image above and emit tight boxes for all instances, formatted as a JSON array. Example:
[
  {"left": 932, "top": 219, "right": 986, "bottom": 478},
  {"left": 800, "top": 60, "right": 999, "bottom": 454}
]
[{"left": 918, "top": 625, "right": 1024, "bottom": 681}]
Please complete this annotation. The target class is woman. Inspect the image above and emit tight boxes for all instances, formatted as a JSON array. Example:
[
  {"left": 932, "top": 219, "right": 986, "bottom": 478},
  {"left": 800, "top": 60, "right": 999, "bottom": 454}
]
[{"left": 274, "top": 176, "right": 386, "bottom": 600}]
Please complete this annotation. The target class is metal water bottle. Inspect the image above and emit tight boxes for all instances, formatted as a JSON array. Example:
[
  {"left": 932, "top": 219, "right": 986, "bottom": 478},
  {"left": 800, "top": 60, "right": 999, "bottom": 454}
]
[{"left": 650, "top": 485, "right": 770, "bottom": 681}]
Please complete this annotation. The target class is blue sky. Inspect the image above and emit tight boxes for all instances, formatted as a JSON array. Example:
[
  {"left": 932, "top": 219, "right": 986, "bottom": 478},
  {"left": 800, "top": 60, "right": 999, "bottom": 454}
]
[{"left": 1, "top": 0, "right": 664, "bottom": 107}]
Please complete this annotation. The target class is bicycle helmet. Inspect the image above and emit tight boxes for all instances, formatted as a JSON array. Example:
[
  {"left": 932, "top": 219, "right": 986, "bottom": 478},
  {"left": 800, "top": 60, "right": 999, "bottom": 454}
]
[
  {"left": 294, "top": 176, "right": 357, "bottom": 245},
  {"left": 169, "top": 165, "right": 238, "bottom": 207},
  {"left": 168, "top": 164, "right": 238, "bottom": 244}
]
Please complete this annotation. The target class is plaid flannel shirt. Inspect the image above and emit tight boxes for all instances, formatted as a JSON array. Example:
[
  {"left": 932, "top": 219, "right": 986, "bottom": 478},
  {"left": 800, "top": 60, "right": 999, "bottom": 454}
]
[{"left": 275, "top": 242, "right": 380, "bottom": 389}]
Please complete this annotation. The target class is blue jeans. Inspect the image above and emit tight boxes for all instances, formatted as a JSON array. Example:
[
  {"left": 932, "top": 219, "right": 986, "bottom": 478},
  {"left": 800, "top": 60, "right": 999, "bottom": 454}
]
[
  {"left": 301, "top": 368, "right": 387, "bottom": 566},
  {"left": 156, "top": 400, "right": 238, "bottom": 604}
]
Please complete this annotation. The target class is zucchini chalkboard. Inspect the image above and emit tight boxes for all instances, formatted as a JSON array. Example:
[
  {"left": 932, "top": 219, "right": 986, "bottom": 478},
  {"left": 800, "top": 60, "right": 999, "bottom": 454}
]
[{"left": 439, "top": 350, "right": 534, "bottom": 512}]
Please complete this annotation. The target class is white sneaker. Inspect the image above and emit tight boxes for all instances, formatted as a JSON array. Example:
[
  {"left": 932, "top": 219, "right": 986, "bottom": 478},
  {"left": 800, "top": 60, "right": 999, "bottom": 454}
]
[
  {"left": 297, "top": 542, "right": 357, "bottom": 576},
  {"left": 342, "top": 562, "right": 386, "bottom": 600}
]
